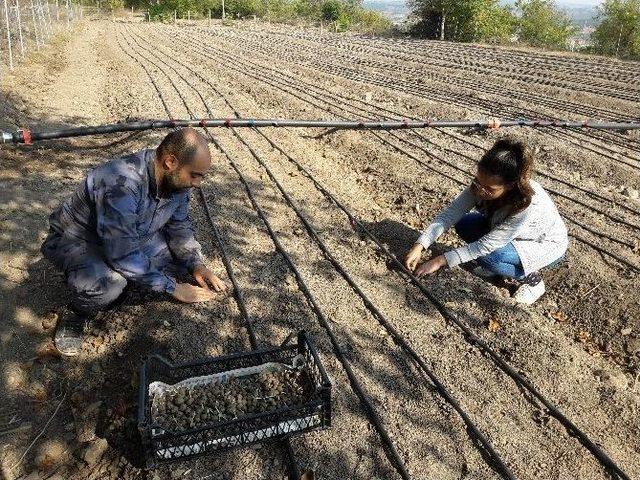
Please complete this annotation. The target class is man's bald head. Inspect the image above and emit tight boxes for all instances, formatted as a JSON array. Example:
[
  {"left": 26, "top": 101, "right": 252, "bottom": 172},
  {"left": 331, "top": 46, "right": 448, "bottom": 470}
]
[
  {"left": 157, "top": 127, "right": 210, "bottom": 165},
  {"left": 155, "top": 128, "right": 212, "bottom": 195}
]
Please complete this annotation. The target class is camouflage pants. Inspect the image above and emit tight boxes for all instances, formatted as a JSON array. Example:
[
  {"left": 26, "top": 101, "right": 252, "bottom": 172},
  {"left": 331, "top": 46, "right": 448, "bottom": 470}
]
[{"left": 41, "top": 230, "right": 182, "bottom": 315}]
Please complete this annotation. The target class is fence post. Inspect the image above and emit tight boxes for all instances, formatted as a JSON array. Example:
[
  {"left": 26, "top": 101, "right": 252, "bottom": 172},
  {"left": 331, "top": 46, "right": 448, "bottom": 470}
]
[
  {"left": 30, "top": 0, "right": 40, "bottom": 49},
  {"left": 37, "top": 0, "right": 48, "bottom": 40},
  {"left": 221, "top": 0, "right": 225, "bottom": 20},
  {"left": 35, "top": 0, "right": 43, "bottom": 39},
  {"left": 36, "top": 0, "right": 45, "bottom": 41},
  {"left": 187, "top": 9, "right": 190, "bottom": 21},
  {"left": 45, "top": 0, "right": 53, "bottom": 36},
  {"left": 3, "top": 0, "right": 13, "bottom": 69},
  {"left": 14, "top": 1, "right": 25, "bottom": 58}
]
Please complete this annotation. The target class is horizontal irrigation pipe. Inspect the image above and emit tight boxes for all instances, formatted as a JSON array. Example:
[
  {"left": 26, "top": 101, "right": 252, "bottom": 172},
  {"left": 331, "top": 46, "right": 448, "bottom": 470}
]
[{"left": 3, "top": 118, "right": 640, "bottom": 144}]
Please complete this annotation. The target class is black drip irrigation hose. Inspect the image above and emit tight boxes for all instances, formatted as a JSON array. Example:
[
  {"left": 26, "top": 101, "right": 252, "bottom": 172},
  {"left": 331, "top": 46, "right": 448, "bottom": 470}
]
[
  {"left": 254, "top": 132, "right": 633, "bottom": 480},
  {"left": 183, "top": 26, "right": 640, "bottom": 170},
  {"left": 127, "top": 25, "right": 631, "bottom": 479},
  {"left": 163, "top": 27, "right": 640, "bottom": 246},
  {"left": 198, "top": 187, "right": 301, "bottom": 480},
  {"left": 220, "top": 132, "right": 412, "bottom": 480},
  {"left": 200, "top": 25, "right": 639, "bottom": 163},
  {"left": 160, "top": 30, "right": 640, "bottom": 273},
  {"left": 197, "top": 188, "right": 258, "bottom": 351},
  {"left": 117, "top": 27, "right": 304, "bottom": 479},
  {"left": 118, "top": 26, "right": 413, "bottom": 478},
  {"left": 235, "top": 127, "right": 516, "bottom": 479}
]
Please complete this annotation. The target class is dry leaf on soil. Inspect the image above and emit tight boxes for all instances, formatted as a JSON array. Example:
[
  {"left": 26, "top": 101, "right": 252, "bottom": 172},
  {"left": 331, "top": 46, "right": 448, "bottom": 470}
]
[
  {"left": 550, "top": 311, "right": 568, "bottom": 322},
  {"left": 36, "top": 342, "right": 61, "bottom": 362},
  {"left": 488, "top": 317, "right": 501, "bottom": 333}
]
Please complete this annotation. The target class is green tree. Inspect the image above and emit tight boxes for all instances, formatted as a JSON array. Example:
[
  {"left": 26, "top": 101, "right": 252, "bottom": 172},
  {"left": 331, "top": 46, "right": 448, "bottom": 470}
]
[
  {"left": 592, "top": 0, "right": 640, "bottom": 58},
  {"left": 514, "top": 0, "right": 576, "bottom": 49},
  {"left": 321, "top": 0, "right": 344, "bottom": 20},
  {"left": 409, "top": 0, "right": 513, "bottom": 42}
]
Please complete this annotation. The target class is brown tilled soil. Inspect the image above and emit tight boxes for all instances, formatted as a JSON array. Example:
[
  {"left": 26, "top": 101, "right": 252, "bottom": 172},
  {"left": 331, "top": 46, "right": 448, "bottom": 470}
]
[{"left": 0, "top": 17, "right": 639, "bottom": 480}]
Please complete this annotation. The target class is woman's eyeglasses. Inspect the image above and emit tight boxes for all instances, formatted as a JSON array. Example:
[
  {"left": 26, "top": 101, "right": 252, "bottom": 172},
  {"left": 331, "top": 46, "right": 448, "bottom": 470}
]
[{"left": 472, "top": 178, "right": 497, "bottom": 196}]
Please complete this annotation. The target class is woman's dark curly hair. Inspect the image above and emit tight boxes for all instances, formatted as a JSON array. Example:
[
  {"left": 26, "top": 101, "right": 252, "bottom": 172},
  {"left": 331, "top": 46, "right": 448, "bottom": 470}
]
[{"left": 478, "top": 137, "right": 535, "bottom": 214}]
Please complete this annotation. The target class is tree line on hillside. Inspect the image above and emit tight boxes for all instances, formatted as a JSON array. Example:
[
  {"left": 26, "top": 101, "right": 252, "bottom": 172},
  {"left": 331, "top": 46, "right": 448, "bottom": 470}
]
[
  {"left": 92, "top": 0, "right": 638, "bottom": 57},
  {"left": 408, "top": 0, "right": 640, "bottom": 58},
  {"left": 110, "top": 0, "right": 391, "bottom": 32}
]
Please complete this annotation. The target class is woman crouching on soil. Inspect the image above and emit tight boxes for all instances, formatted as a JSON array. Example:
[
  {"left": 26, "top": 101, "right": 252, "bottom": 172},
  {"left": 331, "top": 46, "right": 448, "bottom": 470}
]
[{"left": 404, "top": 137, "right": 568, "bottom": 304}]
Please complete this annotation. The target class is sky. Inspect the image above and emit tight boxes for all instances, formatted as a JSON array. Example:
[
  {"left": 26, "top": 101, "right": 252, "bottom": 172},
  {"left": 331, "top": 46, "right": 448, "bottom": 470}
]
[{"left": 556, "top": 0, "right": 601, "bottom": 5}]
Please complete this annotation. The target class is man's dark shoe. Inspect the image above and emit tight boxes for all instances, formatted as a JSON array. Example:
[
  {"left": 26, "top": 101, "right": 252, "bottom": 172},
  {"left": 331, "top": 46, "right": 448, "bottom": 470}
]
[{"left": 54, "top": 309, "right": 90, "bottom": 357}]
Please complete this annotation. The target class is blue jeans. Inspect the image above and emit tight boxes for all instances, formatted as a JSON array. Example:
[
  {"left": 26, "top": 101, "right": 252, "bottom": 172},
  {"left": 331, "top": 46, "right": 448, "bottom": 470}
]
[{"left": 454, "top": 213, "right": 525, "bottom": 279}]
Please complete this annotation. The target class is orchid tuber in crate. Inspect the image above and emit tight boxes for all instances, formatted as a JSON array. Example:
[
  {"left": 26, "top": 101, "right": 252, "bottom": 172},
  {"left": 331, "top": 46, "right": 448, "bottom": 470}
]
[{"left": 137, "top": 331, "right": 331, "bottom": 468}]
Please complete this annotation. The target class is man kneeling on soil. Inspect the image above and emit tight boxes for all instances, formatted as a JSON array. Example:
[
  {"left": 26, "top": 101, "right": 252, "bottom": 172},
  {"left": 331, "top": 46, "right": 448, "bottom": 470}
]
[{"left": 41, "top": 128, "right": 228, "bottom": 356}]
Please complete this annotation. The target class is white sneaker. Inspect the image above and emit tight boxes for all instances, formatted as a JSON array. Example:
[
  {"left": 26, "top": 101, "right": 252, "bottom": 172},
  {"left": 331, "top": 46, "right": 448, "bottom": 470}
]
[{"left": 513, "top": 278, "right": 545, "bottom": 304}]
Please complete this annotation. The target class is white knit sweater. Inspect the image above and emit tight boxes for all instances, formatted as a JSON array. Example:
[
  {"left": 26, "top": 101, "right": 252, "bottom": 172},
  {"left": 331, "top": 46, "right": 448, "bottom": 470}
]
[{"left": 417, "top": 180, "right": 569, "bottom": 276}]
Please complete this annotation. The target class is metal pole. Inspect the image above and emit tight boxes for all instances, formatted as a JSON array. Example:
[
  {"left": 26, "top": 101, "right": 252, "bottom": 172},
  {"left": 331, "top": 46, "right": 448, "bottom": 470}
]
[
  {"left": 14, "top": 0, "right": 24, "bottom": 57},
  {"left": 221, "top": 0, "right": 224, "bottom": 20},
  {"left": 45, "top": 0, "right": 53, "bottom": 35},
  {"left": 35, "top": 0, "right": 44, "bottom": 41},
  {"left": 37, "top": 0, "right": 47, "bottom": 41},
  {"left": 38, "top": 0, "right": 45, "bottom": 39},
  {"left": 29, "top": 0, "right": 39, "bottom": 49},
  {"left": 3, "top": 0, "right": 13, "bottom": 69},
  {"left": 615, "top": 25, "right": 623, "bottom": 57}
]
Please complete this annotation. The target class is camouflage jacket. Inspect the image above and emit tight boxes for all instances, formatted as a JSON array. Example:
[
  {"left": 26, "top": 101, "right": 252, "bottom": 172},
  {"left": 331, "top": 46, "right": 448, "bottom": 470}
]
[{"left": 47, "top": 148, "right": 204, "bottom": 293}]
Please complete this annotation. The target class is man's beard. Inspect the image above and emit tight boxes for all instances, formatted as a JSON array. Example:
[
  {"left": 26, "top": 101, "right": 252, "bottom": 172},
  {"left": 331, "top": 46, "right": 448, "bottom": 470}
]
[{"left": 161, "top": 171, "right": 190, "bottom": 196}]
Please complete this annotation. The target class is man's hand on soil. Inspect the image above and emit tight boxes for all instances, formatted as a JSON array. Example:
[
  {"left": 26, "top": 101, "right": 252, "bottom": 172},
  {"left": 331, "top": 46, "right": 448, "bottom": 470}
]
[
  {"left": 192, "top": 264, "right": 229, "bottom": 293},
  {"left": 172, "top": 282, "right": 217, "bottom": 303}
]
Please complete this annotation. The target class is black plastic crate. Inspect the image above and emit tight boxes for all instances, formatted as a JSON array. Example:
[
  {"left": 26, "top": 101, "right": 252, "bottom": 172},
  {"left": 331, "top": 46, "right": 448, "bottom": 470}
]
[{"left": 137, "top": 331, "right": 331, "bottom": 468}]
